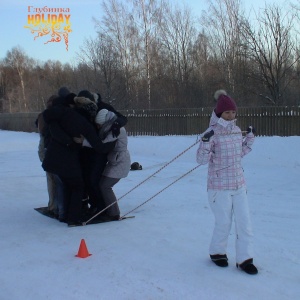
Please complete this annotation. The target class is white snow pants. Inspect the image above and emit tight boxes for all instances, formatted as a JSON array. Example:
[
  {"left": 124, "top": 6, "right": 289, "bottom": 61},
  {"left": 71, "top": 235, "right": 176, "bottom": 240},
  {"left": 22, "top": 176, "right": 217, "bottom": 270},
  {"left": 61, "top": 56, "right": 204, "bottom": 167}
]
[{"left": 208, "top": 187, "right": 254, "bottom": 264}]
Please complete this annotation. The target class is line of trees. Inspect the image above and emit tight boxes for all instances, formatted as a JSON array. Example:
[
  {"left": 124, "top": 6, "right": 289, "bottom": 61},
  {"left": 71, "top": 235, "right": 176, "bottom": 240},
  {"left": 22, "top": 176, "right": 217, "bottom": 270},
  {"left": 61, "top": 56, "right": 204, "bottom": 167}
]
[{"left": 1, "top": 0, "right": 300, "bottom": 113}]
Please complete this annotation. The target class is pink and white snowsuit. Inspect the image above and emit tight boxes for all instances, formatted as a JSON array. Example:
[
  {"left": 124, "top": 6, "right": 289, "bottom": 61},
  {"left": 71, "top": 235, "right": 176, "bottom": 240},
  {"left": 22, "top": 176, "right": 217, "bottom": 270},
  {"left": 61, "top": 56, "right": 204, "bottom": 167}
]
[{"left": 196, "top": 111, "right": 255, "bottom": 264}]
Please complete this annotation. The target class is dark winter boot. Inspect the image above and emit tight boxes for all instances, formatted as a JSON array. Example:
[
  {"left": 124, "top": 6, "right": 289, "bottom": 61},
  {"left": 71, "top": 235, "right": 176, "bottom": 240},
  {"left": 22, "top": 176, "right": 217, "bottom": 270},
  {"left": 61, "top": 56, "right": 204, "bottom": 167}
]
[
  {"left": 210, "top": 254, "right": 228, "bottom": 267},
  {"left": 236, "top": 258, "right": 258, "bottom": 275}
]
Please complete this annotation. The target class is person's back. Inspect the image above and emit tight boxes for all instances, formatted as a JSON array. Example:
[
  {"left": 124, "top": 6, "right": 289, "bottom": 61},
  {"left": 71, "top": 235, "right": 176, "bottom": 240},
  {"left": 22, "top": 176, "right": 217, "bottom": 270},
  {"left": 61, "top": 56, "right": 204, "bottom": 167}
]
[
  {"left": 94, "top": 109, "right": 131, "bottom": 220},
  {"left": 42, "top": 104, "right": 85, "bottom": 177},
  {"left": 42, "top": 100, "right": 116, "bottom": 226},
  {"left": 102, "top": 127, "right": 131, "bottom": 179}
]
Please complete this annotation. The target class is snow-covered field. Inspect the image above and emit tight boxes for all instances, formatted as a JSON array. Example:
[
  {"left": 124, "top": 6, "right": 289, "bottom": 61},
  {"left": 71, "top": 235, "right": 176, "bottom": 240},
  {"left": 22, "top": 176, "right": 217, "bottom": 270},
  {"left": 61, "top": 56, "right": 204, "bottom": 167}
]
[{"left": 0, "top": 130, "right": 299, "bottom": 300}]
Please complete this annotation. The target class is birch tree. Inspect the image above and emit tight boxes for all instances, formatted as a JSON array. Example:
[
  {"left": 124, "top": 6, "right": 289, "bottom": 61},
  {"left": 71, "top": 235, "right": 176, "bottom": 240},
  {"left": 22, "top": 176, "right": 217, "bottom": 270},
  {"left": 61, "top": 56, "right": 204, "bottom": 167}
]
[{"left": 130, "top": 0, "right": 165, "bottom": 108}]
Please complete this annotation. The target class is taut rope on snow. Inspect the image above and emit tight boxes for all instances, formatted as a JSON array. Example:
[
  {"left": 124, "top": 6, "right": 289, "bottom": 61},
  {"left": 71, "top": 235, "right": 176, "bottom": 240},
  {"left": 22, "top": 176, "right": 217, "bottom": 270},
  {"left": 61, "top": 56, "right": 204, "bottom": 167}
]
[
  {"left": 83, "top": 139, "right": 200, "bottom": 225},
  {"left": 118, "top": 139, "right": 201, "bottom": 201},
  {"left": 120, "top": 164, "right": 201, "bottom": 218}
]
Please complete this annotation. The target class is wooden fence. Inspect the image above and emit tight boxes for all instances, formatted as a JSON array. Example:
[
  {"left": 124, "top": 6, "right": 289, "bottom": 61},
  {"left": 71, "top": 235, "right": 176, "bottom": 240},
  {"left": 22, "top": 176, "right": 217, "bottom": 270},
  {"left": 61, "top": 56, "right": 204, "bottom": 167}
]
[
  {"left": 0, "top": 107, "right": 299, "bottom": 136},
  {"left": 122, "top": 107, "right": 300, "bottom": 136}
]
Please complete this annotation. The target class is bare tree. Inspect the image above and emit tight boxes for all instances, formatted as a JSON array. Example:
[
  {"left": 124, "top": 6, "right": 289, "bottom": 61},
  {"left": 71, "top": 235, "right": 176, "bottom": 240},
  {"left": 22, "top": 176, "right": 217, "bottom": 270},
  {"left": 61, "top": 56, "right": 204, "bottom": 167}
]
[
  {"left": 0, "top": 62, "right": 6, "bottom": 96},
  {"left": 0, "top": 61, "right": 10, "bottom": 112},
  {"left": 4, "top": 46, "right": 34, "bottom": 111},
  {"left": 78, "top": 34, "right": 127, "bottom": 107},
  {"left": 97, "top": 0, "right": 142, "bottom": 107},
  {"left": 191, "top": 30, "right": 218, "bottom": 106},
  {"left": 129, "top": 0, "right": 166, "bottom": 108},
  {"left": 158, "top": 3, "right": 198, "bottom": 106},
  {"left": 201, "top": 0, "right": 246, "bottom": 93},
  {"left": 240, "top": 4, "right": 299, "bottom": 105}
]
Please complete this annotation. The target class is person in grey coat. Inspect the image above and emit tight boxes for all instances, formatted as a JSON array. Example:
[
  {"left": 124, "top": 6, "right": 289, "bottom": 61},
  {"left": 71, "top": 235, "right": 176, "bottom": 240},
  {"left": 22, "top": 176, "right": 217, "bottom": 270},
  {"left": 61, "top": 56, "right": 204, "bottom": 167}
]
[{"left": 83, "top": 109, "right": 131, "bottom": 220}]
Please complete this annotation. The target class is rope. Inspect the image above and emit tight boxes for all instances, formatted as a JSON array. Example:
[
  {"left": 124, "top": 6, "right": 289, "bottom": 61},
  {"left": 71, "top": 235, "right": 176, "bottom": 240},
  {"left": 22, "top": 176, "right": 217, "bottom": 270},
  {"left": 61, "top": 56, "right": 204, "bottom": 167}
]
[
  {"left": 82, "top": 139, "right": 200, "bottom": 225},
  {"left": 118, "top": 139, "right": 200, "bottom": 200},
  {"left": 121, "top": 164, "right": 201, "bottom": 218}
]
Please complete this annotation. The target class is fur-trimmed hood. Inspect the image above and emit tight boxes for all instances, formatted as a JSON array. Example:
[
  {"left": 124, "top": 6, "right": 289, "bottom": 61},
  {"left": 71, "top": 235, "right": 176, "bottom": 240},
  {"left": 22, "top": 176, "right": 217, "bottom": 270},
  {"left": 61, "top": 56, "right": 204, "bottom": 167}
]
[{"left": 73, "top": 96, "right": 98, "bottom": 120}]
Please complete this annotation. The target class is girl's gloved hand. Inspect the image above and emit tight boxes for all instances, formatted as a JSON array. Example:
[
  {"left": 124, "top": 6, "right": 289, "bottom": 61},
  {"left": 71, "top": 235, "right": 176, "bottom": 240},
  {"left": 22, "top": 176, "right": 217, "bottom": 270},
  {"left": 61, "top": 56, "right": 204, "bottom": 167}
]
[
  {"left": 246, "top": 126, "right": 256, "bottom": 135},
  {"left": 202, "top": 130, "right": 214, "bottom": 142}
]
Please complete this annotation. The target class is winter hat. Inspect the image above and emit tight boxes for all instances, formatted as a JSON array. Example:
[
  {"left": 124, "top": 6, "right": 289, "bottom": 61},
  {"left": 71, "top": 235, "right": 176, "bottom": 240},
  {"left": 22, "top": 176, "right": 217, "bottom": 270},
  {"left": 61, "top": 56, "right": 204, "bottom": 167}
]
[
  {"left": 78, "top": 90, "right": 95, "bottom": 102},
  {"left": 214, "top": 89, "right": 237, "bottom": 117},
  {"left": 58, "top": 87, "right": 70, "bottom": 98},
  {"left": 95, "top": 109, "right": 116, "bottom": 125}
]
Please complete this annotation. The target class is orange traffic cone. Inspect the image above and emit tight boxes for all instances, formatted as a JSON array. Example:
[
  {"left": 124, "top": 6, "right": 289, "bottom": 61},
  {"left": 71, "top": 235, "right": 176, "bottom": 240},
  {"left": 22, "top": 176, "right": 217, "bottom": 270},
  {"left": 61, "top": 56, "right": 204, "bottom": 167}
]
[{"left": 75, "top": 239, "right": 92, "bottom": 258}]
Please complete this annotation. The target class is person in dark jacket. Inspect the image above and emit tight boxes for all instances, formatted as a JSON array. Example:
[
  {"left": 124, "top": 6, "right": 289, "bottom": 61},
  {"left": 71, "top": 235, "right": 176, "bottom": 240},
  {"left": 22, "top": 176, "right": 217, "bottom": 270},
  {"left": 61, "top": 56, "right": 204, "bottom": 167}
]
[
  {"left": 36, "top": 95, "right": 64, "bottom": 218},
  {"left": 76, "top": 90, "right": 128, "bottom": 215},
  {"left": 72, "top": 94, "right": 100, "bottom": 210},
  {"left": 42, "top": 97, "right": 116, "bottom": 226}
]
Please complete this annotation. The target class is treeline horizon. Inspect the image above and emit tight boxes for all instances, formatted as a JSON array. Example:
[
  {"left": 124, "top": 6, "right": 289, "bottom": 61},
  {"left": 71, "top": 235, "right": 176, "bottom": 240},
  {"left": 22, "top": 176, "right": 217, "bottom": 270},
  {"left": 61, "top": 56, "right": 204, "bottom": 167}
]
[{"left": 1, "top": 0, "right": 300, "bottom": 113}]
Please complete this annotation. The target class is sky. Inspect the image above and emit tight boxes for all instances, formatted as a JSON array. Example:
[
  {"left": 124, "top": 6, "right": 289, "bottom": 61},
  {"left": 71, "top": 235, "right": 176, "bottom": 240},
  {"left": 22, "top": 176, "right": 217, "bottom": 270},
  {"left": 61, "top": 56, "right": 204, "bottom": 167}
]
[
  {"left": 0, "top": 0, "right": 288, "bottom": 65},
  {"left": 0, "top": 130, "right": 299, "bottom": 299}
]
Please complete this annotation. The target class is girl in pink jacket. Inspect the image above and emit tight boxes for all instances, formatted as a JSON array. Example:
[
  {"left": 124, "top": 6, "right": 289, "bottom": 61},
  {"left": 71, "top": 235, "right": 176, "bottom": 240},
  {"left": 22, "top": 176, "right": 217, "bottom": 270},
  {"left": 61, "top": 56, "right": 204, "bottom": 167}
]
[{"left": 196, "top": 90, "right": 258, "bottom": 275}]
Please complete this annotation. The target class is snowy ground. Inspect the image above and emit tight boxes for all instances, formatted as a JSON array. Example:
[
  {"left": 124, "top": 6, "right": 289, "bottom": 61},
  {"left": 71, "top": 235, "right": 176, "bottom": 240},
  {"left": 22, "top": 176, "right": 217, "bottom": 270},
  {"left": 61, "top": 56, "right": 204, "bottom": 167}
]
[{"left": 0, "top": 130, "right": 299, "bottom": 300}]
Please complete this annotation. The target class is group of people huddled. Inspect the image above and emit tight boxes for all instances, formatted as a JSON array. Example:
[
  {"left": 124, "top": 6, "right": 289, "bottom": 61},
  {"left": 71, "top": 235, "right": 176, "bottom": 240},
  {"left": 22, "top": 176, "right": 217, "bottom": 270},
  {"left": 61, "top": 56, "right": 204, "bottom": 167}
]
[{"left": 36, "top": 87, "right": 131, "bottom": 227}]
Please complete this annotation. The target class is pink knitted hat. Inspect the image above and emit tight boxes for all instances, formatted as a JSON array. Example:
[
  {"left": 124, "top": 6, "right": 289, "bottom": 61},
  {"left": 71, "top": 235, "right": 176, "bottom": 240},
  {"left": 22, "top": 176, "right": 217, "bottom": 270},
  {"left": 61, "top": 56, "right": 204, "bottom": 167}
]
[{"left": 214, "top": 90, "right": 237, "bottom": 116}]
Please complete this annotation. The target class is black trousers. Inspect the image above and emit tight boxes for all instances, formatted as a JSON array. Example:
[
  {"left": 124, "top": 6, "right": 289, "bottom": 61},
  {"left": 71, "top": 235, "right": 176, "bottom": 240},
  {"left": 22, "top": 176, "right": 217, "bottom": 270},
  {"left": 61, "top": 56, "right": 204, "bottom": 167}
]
[
  {"left": 80, "top": 147, "right": 107, "bottom": 211},
  {"left": 60, "top": 176, "right": 85, "bottom": 222}
]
